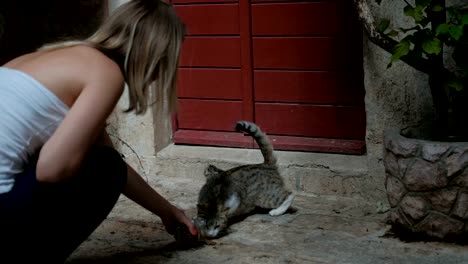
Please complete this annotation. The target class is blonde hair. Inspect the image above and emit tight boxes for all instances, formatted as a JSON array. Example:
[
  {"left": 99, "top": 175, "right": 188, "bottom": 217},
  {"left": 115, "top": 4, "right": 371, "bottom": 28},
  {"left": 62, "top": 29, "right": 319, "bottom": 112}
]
[{"left": 40, "top": 0, "right": 186, "bottom": 115}]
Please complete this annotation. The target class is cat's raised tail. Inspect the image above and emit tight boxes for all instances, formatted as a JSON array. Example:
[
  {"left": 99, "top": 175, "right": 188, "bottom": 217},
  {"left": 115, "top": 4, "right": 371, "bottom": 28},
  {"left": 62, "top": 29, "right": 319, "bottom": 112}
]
[{"left": 235, "top": 121, "right": 277, "bottom": 166}]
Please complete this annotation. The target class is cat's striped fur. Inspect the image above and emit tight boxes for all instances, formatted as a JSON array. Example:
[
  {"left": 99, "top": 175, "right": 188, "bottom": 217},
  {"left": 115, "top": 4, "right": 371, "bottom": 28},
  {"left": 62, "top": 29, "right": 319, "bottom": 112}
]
[{"left": 194, "top": 121, "right": 294, "bottom": 238}]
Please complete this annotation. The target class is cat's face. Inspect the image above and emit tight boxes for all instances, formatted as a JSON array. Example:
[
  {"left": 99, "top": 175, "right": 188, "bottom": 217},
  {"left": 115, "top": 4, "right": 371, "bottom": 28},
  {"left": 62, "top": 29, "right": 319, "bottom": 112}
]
[
  {"left": 195, "top": 164, "right": 231, "bottom": 238},
  {"left": 194, "top": 203, "right": 229, "bottom": 238}
]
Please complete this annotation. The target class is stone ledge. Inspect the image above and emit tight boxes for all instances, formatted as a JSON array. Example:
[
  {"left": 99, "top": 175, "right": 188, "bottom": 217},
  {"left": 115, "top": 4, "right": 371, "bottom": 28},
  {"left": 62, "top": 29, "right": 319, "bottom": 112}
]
[
  {"left": 142, "top": 144, "right": 371, "bottom": 199},
  {"left": 157, "top": 144, "right": 368, "bottom": 172}
]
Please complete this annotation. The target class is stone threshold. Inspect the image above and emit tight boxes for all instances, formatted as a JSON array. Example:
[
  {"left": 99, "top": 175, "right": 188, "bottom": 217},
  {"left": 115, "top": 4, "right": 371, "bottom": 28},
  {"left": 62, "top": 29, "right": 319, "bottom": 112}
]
[{"left": 149, "top": 144, "right": 371, "bottom": 199}]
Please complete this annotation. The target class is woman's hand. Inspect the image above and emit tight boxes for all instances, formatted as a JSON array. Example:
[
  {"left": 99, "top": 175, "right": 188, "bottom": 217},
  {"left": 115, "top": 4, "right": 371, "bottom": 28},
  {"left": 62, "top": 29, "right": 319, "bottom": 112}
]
[
  {"left": 122, "top": 163, "right": 197, "bottom": 236},
  {"left": 161, "top": 205, "right": 197, "bottom": 236}
]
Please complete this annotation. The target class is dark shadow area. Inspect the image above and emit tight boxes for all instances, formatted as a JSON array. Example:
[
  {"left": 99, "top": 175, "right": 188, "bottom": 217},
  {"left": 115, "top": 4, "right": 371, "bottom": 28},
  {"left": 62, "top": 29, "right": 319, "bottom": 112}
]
[
  {"left": 66, "top": 207, "right": 299, "bottom": 263},
  {"left": 66, "top": 239, "right": 209, "bottom": 264},
  {"left": 382, "top": 224, "right": 468, "bottom": 245},
  {"left": 0, "top": 0, "right": 106, "bottom": 65}
]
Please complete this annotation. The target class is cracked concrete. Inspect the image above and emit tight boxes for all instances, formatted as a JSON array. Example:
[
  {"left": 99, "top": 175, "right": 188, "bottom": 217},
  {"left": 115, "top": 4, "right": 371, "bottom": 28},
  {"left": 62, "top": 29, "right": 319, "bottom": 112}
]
[{"left": 66, "top": 145, "right": 468, "bottom": 264}]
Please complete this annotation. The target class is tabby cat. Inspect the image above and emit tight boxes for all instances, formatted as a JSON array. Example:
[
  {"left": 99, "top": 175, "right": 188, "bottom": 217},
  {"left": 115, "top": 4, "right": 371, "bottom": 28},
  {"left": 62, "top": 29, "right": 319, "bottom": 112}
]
[{"left": 193, "top": 121, "right": 294, "bottom": 238}]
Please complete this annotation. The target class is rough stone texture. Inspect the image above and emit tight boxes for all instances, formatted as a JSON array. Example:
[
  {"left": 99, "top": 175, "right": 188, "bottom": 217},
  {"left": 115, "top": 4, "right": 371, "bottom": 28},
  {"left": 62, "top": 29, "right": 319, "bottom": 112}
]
[
  {"left": 403, "top": 158, "right": 447, "bottom": 191},
  {"left": 453, "top": 169, "right": 468, "bottom": 187},
  {"left": 387, "top": 208, "right": 412, "bottom": 227},
  {"left": 399, "top": 194, "right": 428, "bottom": 221},
  {"left": 384, "top": 130, "right": 468, "bottom": 240},
  {"left": 446, "top": 149, "right": 468, "bottom": 177},
  {"left": 426, "top": 188, "right": 458, "bottom": 215},
  {"left": 451, "top": 192, "right": 468, "bottom": 220},
  {"left": 397, "top": 157, "right": 413, "bottom": 177},
  {"left": 415, "top": 212, "right": 464, "bottom": 240},
  {"left": 422, "top": 143, "right": 450, "bottom": 162},
  {"left": 383, "top": 152, "right": 400, "bottom": 178},
  {"left": 385, "top": 136, "right": 420, "bottom": 158},
  {"left": 385, "top": 175, "right": 406, "bottom": 207}
]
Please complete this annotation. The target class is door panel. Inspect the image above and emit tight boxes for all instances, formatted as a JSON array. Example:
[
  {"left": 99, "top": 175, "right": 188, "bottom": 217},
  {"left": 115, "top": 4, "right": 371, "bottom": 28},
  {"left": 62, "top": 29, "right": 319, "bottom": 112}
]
[
  {"left": 175, "top": 4, "right": 239, "bottom": 35},
  {"left": 252, "top": 37, "right": 339, "bottom": 70},
  {"left": 177, "top": 99, "right": 243, "bottom": 131},
  {"left": 173, "top": 0, "right": 237, "bottom": 3},
  {"left": 254, "top": 70, "right": 363, "bottom": 104},
  {"left": 173, "top": 0, "right": 366, "bottom": 154},
  {"left": 180, "top": 37, "right": 241, "bottom": 67},
  {"left": 255, "top": 103, "right": 366, "bottom": 139},
  {"left": 251, "top": 2, "right": 340, "bottom": 35},
  {"left": 251, "top": 0, "right": 333, "bottom": 2},
  {"left": 178, "top": 68, "right": 242, "bottom": 99}
]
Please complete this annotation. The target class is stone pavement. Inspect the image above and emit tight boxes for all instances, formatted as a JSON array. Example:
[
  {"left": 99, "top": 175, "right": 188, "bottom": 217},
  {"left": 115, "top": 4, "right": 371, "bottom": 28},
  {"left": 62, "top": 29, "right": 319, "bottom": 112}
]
[
  {"left": 65, "top": 145, "right": 468, "bottom": 263},
  {"left": 66, "top": 186, "right": 468, "bottom": 263}
]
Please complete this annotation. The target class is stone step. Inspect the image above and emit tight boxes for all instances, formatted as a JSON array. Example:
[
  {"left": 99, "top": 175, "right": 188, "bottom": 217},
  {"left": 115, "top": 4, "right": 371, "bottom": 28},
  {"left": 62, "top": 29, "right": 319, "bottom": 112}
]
[{"left": 130, "top": 144, "right": 371, "bottom": 200}]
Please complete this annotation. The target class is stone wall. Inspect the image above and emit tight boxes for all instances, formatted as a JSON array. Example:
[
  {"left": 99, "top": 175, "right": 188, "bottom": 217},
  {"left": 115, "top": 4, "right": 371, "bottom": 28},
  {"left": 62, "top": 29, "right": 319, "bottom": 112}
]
[
  {"left": 384, "top": 129, "right": 468, "bottom": 240},
  {"left": 362, "top": 0, "right": 436, "bottom": 201}
]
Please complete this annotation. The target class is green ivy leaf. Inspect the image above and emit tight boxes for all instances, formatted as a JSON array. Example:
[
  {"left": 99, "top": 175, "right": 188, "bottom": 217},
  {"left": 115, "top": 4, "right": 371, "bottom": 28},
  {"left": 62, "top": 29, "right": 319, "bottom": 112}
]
[
  {"left": 388, "top": 30, "right": 399, "bottom": 37},
  {"left": 422, "top": 37, "right": 442, "bottom": 55},
  {"left": 378, "top": 19, "right": 391, "bottom": 33},
  {"left": 405, "top": 5, "right": 426, "bottom": 23},
  {"left": 447, "top": 79, "right": 464, "bottom": 92},
  {"left": 414, "top": 6, "right": 425, "bottom": 23},
  {"left": 404, "top": 5, "right": 415, "bottom": 17},
  {"left": 432, "top": 5, "right": 444, "bottom": 12},
  {"left": 448, "top": 7, "right": 462, "bottom": 21},
  {"left": 391, "top": 40, "right": 411, "bottom": 62},
  {"left": 449, "top": 25, "right": 464, "bottom": 40},
  {"left": 436, "top": 23, "right": 450, "bottom": 35},
  {"left": 462, "top": 14, "right": 468, "bottom": 25}
]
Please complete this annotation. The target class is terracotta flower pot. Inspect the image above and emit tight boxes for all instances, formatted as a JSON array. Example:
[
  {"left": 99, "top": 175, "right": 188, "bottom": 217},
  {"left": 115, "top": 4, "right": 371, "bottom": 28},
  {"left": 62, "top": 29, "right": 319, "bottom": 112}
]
[{"left": 383, "top": 129, "right": 468, "bottom": 241}]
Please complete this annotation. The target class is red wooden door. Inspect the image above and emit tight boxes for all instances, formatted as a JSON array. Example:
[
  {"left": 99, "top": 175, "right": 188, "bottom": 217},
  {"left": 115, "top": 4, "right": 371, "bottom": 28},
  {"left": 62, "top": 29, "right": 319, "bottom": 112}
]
[{"left": 172, "top": 0, "right": 366, "bottom": 154}]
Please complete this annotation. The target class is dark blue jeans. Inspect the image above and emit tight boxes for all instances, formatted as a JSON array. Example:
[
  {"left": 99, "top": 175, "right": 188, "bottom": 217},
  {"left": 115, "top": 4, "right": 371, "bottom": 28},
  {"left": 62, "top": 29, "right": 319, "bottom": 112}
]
[{"left": 0, "top": 146, "right": 127, "bottom": 263}]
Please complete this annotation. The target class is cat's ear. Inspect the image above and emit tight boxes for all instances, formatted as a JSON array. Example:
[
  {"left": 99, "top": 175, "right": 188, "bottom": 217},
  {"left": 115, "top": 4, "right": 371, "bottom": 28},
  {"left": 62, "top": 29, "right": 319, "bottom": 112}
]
[{"left": 204, "top": 164, "right": 224, "bottom": 178}]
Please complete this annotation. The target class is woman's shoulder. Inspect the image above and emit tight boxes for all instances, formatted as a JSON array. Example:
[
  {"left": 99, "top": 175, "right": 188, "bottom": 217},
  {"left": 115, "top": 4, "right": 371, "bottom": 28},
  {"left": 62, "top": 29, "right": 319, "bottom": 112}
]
[
  {"left": 66, "top": 45, "right": 123, "bottom": 79},
  {"left": 55, "top": 45, "right": 125, "bottom": 100},
  {"left": 5, "top": 45, "right": 125, "bottom": 107},
  {"left": 45, "top": 45, "right": 125, "bottom": 91}
]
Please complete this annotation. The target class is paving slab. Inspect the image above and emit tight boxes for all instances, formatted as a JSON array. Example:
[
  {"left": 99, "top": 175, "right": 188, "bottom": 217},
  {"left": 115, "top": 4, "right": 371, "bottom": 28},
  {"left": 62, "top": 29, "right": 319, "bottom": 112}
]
[
  {"left": 66, "top": 182, "right": 468, "bottom": 264},
  {"left": 65, "top": 145, "right": 468, "bottom": 263}
]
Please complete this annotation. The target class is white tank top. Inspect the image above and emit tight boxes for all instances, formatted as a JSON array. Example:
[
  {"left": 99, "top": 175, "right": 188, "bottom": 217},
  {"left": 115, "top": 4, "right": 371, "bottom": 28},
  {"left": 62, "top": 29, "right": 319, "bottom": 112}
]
[{"left": 0, "top": 67, "right": 69, "bottom": 194}]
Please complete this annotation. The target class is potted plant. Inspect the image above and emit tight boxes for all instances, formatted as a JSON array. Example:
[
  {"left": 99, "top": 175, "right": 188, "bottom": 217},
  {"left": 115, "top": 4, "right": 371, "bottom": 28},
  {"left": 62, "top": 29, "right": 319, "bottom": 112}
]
[{"left": 354, "top": 0, "right": 468, "bottom": 241}]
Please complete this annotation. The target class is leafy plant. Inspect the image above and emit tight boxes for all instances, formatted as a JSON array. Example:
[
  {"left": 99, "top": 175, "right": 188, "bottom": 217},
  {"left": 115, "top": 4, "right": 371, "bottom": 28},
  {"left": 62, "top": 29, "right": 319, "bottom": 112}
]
[{"left": 362, "top": 0, "right": 468, "bottom": 139}]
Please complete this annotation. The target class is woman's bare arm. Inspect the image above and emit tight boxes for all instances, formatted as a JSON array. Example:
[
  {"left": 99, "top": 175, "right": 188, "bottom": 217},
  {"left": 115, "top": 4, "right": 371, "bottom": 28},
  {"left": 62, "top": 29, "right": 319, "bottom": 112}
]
[
  {"left": 99, "top": 131, "right": 197, "bottom": 235},
  {"left": 35, "top": 47, "right": 125, "bottom": 182},
  {"left": 124, "top": 164, "right": 196, "bottom": 235}
]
